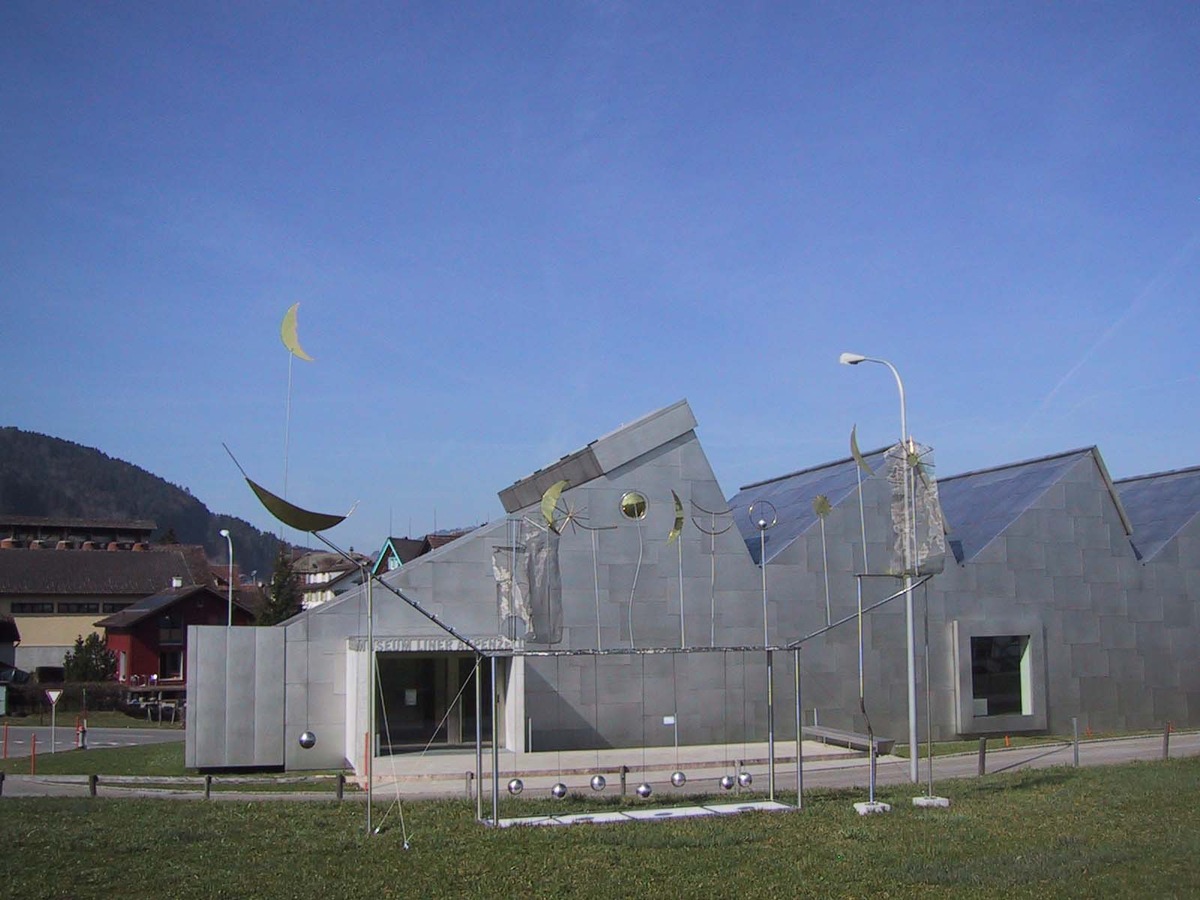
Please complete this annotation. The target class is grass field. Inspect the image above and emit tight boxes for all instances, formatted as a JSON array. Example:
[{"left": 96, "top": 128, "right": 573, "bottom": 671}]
[{"left": 1, "top": 756, "right": 1197, "bottom": 898}]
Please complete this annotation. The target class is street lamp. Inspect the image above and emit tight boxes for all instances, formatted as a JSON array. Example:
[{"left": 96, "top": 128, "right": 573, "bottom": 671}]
[
  {"left": 839, "top": 351, "right": 919, "bottom": 784},
  {"left": 219, "top": 529, "right": 234, "bottom": 627}
]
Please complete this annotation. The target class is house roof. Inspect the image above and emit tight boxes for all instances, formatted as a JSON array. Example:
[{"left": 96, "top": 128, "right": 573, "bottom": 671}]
[
  {"left": 94, "top": 584, "right": 243, "bottom": 629},
  {"left": 376, "top": 536, "right": 427, "bottom": 568},
  {"left": 293, "top": 550, "right": 368, "bottom": 575},
  {"left": 0, "top": 545, "right": 208, "bottom": 596},
  {"left": 1114, "top": 464, "right": 1200, "bottom": 561},
  {"left": 0, "top": 515, "right": 157, "bottom": 534},
  {"left": 727, "top": 446, "right": 892, "bottom": 564}
]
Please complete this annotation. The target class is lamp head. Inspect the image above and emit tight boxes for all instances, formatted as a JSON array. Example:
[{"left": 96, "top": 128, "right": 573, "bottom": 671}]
[
  {"left": 839, "top": 352, "right": 867, "bottom": 366},
  {"left": 219, "top": 529, "right": 230, "bottom": 538}
]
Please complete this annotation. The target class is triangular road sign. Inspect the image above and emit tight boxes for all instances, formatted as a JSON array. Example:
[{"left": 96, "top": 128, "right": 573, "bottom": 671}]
[{"left": 45, "top": 689, "right": 63, "bottom": 706}]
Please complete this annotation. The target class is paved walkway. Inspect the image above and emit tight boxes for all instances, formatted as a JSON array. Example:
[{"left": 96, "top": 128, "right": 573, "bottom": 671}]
[{"left": 2, "top": 731, "right": 1196, "bottom": 801}]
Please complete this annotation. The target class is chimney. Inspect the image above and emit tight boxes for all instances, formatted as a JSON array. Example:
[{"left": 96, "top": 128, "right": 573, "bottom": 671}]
[{"left": 171, "top": 576, "right": 184, "bottom": 589}]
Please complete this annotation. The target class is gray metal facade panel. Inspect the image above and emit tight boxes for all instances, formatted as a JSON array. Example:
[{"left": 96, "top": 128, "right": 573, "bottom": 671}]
[
  {"left": 253, "top": 628, "right": 285, "bottom": 764},
  {"left": 937, "top": 451, "right": 1091, "bottom": 562},
  {"left": 186, "top": 627, "right": 229, "bottom": 768},
  {"left": 590, "top": 400, "right": 697, "bottom": 474}
]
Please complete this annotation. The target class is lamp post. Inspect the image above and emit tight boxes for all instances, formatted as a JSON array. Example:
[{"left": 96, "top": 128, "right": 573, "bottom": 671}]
[
  {"left": 219, "top": 529, "right": 234, "bottom": 627},
  {"left": 839, "top": 351, "right": 919, "bottom": 784}
]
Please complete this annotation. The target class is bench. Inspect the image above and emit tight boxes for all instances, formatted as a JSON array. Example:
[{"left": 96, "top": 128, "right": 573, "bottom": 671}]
[{"left": 802, "top": 725, "right": 894, "bottom": 755}]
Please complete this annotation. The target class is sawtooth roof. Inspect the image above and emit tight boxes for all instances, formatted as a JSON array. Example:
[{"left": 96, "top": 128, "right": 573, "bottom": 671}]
[
  {"left": 727, "top": 446, "right": 892, "bottom": 565},
  {"left": 1114, "top": 465, "right": 1200, "bottom": 561},
  {"left": 730, "top": 446, "right": 1139, "bottom": 566}
]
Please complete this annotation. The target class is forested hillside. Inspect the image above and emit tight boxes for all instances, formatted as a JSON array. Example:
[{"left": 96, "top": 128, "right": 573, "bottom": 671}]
[{"left": 0, "top": 427, "right": 284, "bottom": 576}]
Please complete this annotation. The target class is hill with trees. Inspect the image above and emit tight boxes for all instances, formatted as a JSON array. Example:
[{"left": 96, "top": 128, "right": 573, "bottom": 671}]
[{"left": 0, "top": 427, "right": 285, "bottom": 577}]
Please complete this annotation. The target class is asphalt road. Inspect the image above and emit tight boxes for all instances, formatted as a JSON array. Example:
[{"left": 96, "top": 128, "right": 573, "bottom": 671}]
[{"left": 1, "top": 723, "right": 184, "bottom": 758}]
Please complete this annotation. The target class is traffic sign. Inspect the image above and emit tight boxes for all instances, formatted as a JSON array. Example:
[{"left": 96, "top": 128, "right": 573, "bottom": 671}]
[{"left": 45, "top": 689, "right": 63, "bottom": 706}]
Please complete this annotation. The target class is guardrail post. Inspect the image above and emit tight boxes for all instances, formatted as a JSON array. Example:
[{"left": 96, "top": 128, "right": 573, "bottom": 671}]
[
  {"left": 337, "top": 773, "right": 345, "bottom": 801},
  {"left": 620, "top": 765, "right": 628, "bottom": 796},
  {"left": 88, "top": 774, "right": 98, "bottom": 797},
  {"left": 0, "top": 771, "right": 5, "bottom": 796},
  {"left": 1072, "top": 717, "right": 1080, "bottom": 768},
  {"left": 465, "top": 771, "right": 474, "bottom": 800},
  {"left": 977, "top": 738, "right": 986, "bottom": 776},
  {"left": 1163, "top": 722, "right": 1171, "bottom": 760},
  {"left": 204, "top": 774, "right": 213, "bottom": 800}
]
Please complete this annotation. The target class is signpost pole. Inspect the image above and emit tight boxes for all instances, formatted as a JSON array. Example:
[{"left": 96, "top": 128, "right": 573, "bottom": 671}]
[{"left": 46, "top": 689, "right": 63, "bottom": 754}]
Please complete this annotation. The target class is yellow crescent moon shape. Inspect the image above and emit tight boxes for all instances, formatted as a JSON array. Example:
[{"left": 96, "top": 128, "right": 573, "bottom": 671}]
[
  {"left": 281, "top": 303, "right": 315, "bottom": 361},
  {"left": 850, "top": 424, "right": 873, "bottom": 475},
  {"left": 668, "top": 490, "right": 684, "bottom": 543},
  {"left": 541, "top": 480, "right": 569, "bottom": 532}
]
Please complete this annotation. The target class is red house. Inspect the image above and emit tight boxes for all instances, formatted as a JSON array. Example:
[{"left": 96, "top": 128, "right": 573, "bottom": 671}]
[{"left": 96, "top": 584, "right": 254, "bottom": 684}]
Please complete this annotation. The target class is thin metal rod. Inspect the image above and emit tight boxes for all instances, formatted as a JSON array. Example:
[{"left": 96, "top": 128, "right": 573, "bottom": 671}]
[
  {"left": 923, "top": 581, "right": 935, "bottom": 797},
  {"left": 794, "top": 647, "right": 803, "bottom": 809},
  {"left": 766, "top": 649, "right": 775, "bottom": 802},
  {"left": 367, "top": 574, "right": 374, "bottom": 836},
  {"left": 475, "top": 653, "right": 483, "bottom": 823},
  {"left": 491, "top": 654, "right": 500, "bottom": 824},
  {"left": 677, "top": 537, "right": 686, "bottom": 648},
  {"left": 759, "top": 526, "right": 769, "bottom": 646}
]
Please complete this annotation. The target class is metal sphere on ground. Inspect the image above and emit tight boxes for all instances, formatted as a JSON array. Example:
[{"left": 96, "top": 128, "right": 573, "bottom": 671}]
[
  {"left": 720, "top": 774, "right": 736, "bottom": 790},
  {"left": 670, "top": 771, "right": 687, "bottom": 788},
  {"left": 551, "top": 782, "right": 568, "bottom": 799},
  {"left": 738, "top": 771, "right": 753, "bottom": 788},
  {"left": 507, "top": 778, "right": 524, "bottom": 795},
  {"left": 636, "top": 782, "right": 653, "bottom": 799},
  {"left": 298, "top": 731, "right": 317, "bottom": 750},
  {"left": 590, "top": 774, "right": 607, "bottom": 792}
]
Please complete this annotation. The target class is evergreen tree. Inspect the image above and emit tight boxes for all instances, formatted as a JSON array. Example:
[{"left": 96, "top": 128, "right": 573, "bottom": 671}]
[
  {"left": 259, "top": 548, "right": 302, "bottom": 625},
  {"left": 63, "top": 633, "right": 117, "bottom": 682}
]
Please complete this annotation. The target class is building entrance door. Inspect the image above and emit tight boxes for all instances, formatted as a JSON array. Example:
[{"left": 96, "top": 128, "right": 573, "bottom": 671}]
[{"left": 375, "top": 653, "right": 498, "bottom": 753}]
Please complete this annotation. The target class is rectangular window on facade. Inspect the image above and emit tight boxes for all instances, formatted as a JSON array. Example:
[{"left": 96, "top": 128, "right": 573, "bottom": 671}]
[
  {"left": 970, "top": 635, "right": 1031, "bottom": 716},
  {"left": 158, "top": 613, "right": 183, "bottom": 646},
  {"left": 12, "top": 602, "right": 54, "bottom": 614},
  {"left": 953, "top": 618, "right": 1046, "bottom": 735},
  {"left": 103, "top": 602, "right": 132, "bottom": 613},
  {"left": 159, "top": 650, "right": 183, "bottom": 680},
  {"left": 57, "top": 602, "right": 100, "bottom": 614}
]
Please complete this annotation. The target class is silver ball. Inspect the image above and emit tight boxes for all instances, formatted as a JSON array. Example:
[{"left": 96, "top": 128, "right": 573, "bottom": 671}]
[
  {"left": 298, "top": 731, "right": 317, "bottom": 750},
  {"left": 507, "top": 778, "right": 524, "bottom": 795},
  {"left": 738, "top": 771, "right": 753, "bottom": 788},
  {"left": 636, "top": 782, "right": 652, "bottom": 799},
  {"left": 590, "top": 774, "right": 607, "bottom": 792},
  {"left": 551, "top": 782, "right": 568, "bottom": 799},
  {"left": 720, "top": 774, "right": 735, "bottom": 790},
  {"left": 670, "top": 771, "right": 687, "bottom": 788}
]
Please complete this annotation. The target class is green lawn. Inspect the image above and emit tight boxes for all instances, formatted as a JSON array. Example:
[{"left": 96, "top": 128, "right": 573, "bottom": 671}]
[
  {"left": 0, "top": 739, "right": 189, "bottom": 777},
  {"left": 1, "top": 756, "right": 1197, "bottom": 898}
]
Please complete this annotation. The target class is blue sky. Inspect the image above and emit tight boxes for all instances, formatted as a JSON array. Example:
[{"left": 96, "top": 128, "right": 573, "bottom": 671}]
[{"left": 3, "top": 3, "right": 1197, "bottom": 553}]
